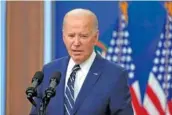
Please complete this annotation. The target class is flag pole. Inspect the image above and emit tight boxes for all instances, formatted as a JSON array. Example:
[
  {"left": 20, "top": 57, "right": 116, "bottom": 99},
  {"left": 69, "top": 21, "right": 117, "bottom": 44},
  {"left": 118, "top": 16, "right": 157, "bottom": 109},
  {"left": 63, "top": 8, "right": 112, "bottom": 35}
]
[{"left": 164, "top": 2, "right": 172, "bottom": 114}]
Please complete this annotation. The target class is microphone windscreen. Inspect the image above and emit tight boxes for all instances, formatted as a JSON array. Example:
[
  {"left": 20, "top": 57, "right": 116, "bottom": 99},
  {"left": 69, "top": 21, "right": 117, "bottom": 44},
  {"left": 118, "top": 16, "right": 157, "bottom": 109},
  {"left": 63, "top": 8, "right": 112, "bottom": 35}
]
[
  {"left": 50, "top": 71, "right": 61, "bottom": 84},
  {"left": 32, "top": 71, "right": 44, "bottom": 85}
]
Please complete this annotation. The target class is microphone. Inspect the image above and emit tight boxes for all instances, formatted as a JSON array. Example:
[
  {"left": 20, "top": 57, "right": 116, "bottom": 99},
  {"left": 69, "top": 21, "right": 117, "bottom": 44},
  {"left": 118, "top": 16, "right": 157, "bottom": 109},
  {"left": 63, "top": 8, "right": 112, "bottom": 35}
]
[
  {"left": 42, "top": 72, "right": 61, "bottom": 108},
  {"left": 26, "top": 71, "right": 44, "bottom": 107},
  {"left": 44, "top": 72, "right": 61, "bottom": 99},
  {"left": 38, "top": 72, "right": 61, "bottom": 115}
]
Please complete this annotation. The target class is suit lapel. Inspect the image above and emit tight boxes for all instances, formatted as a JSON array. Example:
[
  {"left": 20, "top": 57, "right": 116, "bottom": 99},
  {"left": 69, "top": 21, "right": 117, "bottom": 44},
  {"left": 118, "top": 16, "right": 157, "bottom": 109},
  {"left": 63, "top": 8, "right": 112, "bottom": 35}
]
[
  {"left": 72, "top": 55, "right": 105, "bottom": 114},
  {"left": 56, "top": 57, "right": 69, "bottom": 115}
]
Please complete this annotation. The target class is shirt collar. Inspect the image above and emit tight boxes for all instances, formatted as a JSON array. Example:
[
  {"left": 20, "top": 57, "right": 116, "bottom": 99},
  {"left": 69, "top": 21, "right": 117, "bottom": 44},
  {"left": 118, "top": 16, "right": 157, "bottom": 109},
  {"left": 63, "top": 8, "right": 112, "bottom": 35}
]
[{"left": 68, "top": 51, "right": 96, "bottom": 75}]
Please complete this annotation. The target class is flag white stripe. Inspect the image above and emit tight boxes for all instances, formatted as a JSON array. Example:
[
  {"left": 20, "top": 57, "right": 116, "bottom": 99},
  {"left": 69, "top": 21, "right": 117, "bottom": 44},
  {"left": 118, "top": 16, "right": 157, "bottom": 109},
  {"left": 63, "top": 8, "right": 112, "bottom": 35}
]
[
  {"left": 131, "top": 102, "right": 136, "bottom": 115},
  {"left": 148, "top": 72, "right": 166, "bottom": 111},
  {"left": 144, "top": 94, "right": 159, "bottom": 115},
  {"left": 132, "top": 81, "right": 141, "bottom": 104}
]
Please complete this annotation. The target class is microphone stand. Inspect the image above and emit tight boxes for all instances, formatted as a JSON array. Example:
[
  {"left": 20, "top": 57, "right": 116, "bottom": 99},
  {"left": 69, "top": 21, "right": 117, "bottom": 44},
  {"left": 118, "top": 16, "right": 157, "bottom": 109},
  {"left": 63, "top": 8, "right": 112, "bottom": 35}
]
[
  {"left": 38, "top": 88, "right": 56, "bottom": 115},
  {"left": 26, "top": 87, "right": 37, "bottom": 107},
  {"left": 38, "top": 101, "right": 46, "bottom": 115}
]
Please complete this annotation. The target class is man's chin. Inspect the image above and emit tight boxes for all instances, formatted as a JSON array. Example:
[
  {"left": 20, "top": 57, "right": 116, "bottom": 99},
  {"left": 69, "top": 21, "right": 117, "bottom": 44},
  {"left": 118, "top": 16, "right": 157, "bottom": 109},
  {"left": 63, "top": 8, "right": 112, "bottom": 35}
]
[{"left": 72, "top": 56, "right": 85, "bottom": 64}]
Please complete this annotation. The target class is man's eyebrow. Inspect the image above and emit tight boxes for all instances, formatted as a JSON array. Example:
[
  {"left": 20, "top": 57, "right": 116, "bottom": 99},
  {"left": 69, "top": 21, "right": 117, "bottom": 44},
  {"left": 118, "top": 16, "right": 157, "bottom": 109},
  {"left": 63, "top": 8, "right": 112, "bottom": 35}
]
[{"left": 80, "top": 33, "right": 89, "bottom": 35}]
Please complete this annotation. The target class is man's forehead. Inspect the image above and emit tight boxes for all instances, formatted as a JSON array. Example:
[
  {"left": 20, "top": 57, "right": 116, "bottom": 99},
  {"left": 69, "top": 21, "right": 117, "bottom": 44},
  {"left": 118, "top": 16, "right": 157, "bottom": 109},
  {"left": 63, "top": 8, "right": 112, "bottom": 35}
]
[
  {"left": 65, "top": 15, "right": 92, "bottom": 24},
  {"left": 64, "top": 29, "right": 93, "bottom": 34},
  {"left": 63, "top": 20, "right": 93, "bottom": 31}
]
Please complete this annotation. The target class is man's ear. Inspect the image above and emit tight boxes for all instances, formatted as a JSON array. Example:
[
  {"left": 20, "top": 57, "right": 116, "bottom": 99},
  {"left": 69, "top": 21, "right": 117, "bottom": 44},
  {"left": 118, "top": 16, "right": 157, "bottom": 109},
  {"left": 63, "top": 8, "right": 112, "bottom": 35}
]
[{"left": 95, "top": 30, "right": 99, "bottom": 42}]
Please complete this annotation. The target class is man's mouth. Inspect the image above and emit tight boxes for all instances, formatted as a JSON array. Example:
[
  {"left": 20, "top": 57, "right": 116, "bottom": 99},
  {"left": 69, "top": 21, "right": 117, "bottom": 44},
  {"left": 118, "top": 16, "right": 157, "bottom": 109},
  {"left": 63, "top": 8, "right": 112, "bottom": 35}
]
[{"left": 72, "top": 50, "right": 83, "bottom": 55}]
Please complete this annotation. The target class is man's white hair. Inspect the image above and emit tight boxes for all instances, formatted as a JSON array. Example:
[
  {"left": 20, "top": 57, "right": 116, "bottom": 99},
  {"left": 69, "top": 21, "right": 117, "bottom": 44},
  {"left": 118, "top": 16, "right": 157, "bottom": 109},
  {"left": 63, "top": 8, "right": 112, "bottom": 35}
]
[{"left": 63, "top": 8, "right": 98, "bottom": 31}]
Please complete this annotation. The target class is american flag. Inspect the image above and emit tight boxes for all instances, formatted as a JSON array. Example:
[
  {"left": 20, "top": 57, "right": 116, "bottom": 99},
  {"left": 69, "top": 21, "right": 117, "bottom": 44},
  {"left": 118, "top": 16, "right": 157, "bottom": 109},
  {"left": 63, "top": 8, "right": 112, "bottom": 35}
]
[
  {"left": 105, "top": 2, "right": 145, "bottom": 115},
  {"left": 143, "top": 11, "right": 172, "bottom": 115},
  {"left": 105, "top": 2, "right": 135, "bottom": 82}
]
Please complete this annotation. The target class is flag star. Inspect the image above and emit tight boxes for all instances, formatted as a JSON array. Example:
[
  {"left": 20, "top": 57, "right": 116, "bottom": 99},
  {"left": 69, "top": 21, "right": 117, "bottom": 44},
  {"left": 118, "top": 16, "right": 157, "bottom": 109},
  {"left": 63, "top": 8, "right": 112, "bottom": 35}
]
[{"left": 105, "top": 12, "right": 135, "bottom": 83}]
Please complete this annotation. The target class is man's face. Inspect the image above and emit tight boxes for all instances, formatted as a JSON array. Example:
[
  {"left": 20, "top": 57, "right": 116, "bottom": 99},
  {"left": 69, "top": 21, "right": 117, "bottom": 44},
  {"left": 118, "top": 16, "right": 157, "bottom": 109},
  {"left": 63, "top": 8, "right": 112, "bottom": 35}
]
[{"left": 63, "top": 15, "right": 98, "bottom": 64}]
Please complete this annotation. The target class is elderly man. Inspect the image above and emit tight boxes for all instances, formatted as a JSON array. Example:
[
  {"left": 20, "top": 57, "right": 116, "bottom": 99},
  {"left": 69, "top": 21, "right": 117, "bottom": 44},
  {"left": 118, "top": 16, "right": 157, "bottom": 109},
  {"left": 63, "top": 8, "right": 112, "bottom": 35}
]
[{"left": 30, "top": 8, "right": 133, "bottom": 115}]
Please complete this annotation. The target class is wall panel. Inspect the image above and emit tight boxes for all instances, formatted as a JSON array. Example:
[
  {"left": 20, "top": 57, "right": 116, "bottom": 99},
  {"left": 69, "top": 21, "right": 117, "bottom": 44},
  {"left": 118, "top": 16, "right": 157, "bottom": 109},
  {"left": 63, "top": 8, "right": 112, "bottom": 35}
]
[{"left": 6, "top": 2, "right": 44, "bottom": 115}]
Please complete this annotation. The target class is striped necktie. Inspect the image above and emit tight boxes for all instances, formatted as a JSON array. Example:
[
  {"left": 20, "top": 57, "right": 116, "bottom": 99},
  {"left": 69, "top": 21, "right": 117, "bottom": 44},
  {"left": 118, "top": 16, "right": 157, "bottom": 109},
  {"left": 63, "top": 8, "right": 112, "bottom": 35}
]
[{"left": 64, "top": 64, "right": 81, "bottom": 115}]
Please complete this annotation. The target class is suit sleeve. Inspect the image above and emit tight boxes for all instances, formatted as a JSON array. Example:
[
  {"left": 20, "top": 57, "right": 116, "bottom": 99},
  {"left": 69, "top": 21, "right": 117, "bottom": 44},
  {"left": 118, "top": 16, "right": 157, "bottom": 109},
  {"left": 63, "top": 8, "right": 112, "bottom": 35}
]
[{"left": 109, "top": 69, "right": 134, "bottom": 115}]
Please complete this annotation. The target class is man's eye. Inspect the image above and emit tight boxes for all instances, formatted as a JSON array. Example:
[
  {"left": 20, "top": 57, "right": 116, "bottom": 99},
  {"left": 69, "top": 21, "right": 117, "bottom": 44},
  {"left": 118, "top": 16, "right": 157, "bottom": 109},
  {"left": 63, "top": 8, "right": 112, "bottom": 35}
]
[
  {"left": 68, "top": 34, "right": 75, "bottom": 38},
  {"left": 80, "top": 34, "right": 88, "bottom": 38}
]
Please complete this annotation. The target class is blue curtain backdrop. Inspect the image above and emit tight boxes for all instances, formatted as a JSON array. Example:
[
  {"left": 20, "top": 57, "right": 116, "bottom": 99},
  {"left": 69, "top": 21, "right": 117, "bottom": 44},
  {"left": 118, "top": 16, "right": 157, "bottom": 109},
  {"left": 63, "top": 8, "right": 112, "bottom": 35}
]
[{"left": 53, "top": 1, "right": 165, "bottom": 101}]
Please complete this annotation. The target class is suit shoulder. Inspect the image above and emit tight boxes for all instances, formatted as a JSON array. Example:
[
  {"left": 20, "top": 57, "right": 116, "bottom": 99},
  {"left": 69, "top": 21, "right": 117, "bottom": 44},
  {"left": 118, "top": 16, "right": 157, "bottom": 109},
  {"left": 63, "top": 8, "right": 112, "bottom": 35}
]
[
  {"left": 43, "top": 56, "right": 69, "bottom": 69},
  {"left": 100, "top": 59, "right": 127, "bottom": 76},
  {"left": 104, "top": 58, "right": 125, "bottom": 70}
]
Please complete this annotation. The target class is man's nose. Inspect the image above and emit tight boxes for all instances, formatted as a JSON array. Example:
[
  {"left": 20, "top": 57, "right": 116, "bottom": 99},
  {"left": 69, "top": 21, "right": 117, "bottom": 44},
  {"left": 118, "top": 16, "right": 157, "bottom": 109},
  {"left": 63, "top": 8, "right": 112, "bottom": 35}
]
[{"left": 73, "top": 36, "right": 81, "bottom": 46}]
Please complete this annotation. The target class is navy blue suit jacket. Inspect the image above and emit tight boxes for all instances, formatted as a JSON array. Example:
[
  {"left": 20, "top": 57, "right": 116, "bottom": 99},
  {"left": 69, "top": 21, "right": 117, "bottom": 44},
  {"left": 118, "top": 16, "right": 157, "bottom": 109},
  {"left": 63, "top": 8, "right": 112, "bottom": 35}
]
[{"left": 30, "top": 54, "right": 133, "bottom": 115}]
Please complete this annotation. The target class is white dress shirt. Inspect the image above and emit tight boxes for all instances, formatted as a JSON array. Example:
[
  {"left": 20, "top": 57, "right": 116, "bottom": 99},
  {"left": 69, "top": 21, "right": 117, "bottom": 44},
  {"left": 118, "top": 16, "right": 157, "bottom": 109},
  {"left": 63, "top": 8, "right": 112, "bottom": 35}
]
[{"left": 65, "top": 51, "right": 96, "bottom": 101}]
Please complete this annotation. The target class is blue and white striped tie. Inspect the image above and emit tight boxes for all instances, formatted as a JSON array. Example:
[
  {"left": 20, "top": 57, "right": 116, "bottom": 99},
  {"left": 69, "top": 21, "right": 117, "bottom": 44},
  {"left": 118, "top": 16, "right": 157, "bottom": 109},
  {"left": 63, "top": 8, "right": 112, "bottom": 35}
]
[{"left": 64, "top": 64, "right": 80, "bottom": 115}]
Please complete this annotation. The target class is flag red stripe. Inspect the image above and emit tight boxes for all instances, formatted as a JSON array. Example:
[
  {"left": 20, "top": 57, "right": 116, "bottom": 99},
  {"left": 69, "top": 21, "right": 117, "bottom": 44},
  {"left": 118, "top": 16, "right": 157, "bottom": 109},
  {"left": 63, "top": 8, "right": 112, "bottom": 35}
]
[
  {"left": 130, "top": 87, "right": 140, "bottom": 115},
  {"left": 130, "top": 86, "right": 148, "bottom": 115},
  {"left": 130, "top": 86, "right": 141, "bottom": 115},
  {"left": 142, "top": 106, "right": 149, "bottom": 115},
  {"left": 168, "top": 101, "right": 172, "bottom": 115},
  {"left": 147, "top": 85, "right": 165, "bottom": 115}
]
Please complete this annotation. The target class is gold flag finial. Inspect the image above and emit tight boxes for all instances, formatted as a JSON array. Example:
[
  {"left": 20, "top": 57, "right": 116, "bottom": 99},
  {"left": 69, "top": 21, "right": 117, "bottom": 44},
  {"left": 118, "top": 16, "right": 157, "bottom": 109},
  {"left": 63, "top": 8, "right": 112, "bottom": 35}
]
[
  {"left": 119, "top": 1, "right": 128, "bottom": 22},
  {"left": 165, "top": 2, "right": 172, "bottom": 16}
]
